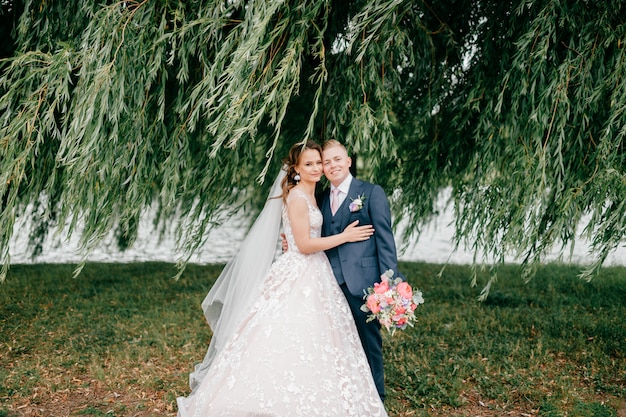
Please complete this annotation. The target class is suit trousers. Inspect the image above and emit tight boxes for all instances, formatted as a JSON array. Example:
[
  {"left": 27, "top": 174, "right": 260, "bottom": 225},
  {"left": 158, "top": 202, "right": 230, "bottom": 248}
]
[{"left": 339, "top": 283, "right": 385, "bottom": 402}]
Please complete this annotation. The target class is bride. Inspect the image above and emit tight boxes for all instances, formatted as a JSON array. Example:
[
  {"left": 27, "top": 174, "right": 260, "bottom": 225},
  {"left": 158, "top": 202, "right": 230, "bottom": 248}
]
[{"left": 177, "top": 141, "right": 389, "bottom": 417}]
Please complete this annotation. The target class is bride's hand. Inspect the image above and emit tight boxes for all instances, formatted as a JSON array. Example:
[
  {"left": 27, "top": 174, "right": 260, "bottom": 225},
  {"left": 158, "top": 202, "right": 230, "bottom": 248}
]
[{"left": 342, "top": 220, "right": 374, "bottom": 243}]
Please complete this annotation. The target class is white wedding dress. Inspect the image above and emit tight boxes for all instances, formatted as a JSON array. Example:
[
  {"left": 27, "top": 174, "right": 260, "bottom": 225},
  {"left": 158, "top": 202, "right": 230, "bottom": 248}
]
[{"left": 177, "top": 188, "right": 388, "bottom": 417}]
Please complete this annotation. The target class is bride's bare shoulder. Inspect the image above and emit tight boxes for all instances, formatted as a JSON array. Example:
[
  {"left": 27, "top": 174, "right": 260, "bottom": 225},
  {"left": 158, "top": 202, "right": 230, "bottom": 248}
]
[{"left": 287, "top": 187, "right": 308, "bottom": 201}]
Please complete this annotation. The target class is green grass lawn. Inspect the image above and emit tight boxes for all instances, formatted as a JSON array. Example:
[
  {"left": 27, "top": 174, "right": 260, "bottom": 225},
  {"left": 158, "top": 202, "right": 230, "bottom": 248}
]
[{"left": 0, "top": 262, "right": 624, "bottom": 416}]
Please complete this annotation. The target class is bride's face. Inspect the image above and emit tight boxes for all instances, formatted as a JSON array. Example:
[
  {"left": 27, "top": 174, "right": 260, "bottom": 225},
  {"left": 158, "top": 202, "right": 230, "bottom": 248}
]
[{"left": 296, "top": 149, "right": 323, "bottom": 184}]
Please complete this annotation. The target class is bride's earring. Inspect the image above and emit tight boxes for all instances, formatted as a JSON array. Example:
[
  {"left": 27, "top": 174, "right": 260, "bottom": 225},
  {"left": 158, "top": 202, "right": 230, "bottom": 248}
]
[{"left": 293, "top": 173, "right": 301, "bottom": 183}]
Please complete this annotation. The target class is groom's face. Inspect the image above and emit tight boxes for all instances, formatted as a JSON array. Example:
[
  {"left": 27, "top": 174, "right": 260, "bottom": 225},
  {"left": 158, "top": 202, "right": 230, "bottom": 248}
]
[{"left": 322, "top": 145, "right": 352, "bottom": 187}]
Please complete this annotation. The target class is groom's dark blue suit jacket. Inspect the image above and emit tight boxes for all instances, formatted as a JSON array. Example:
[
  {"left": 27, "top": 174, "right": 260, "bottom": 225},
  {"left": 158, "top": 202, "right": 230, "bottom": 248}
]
[{"left": 318, "top": 178, "right": 400, "bottom": 297}]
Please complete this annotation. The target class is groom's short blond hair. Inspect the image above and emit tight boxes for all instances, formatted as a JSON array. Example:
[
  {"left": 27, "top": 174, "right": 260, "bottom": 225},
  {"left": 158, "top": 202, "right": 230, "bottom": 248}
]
[{"left": 322, "top": 139, "right": 347, "bottom": 151}]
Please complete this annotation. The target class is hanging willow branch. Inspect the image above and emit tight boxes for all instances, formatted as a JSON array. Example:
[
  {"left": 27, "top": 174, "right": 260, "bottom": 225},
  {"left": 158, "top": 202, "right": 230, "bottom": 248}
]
[{"left": 0, "top": 0, "right": 624, "bottom": 296}]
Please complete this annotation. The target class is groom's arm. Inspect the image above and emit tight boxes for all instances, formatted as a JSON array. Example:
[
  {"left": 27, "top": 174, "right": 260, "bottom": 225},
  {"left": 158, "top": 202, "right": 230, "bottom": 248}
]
[{"left": 369, "top": 184, "right": 400, "bottom": 276}]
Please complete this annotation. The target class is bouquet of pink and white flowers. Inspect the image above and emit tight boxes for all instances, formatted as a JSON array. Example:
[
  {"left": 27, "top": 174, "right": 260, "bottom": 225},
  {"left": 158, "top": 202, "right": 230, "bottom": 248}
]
[{"left": 360, "top": 269, "right": 424, "bottom": 335}]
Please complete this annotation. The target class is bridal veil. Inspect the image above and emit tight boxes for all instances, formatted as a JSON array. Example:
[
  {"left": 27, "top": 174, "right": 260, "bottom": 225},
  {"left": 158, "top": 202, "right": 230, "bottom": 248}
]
[{"left": 187, "top": 167, "right": 286, "bottom": 392}]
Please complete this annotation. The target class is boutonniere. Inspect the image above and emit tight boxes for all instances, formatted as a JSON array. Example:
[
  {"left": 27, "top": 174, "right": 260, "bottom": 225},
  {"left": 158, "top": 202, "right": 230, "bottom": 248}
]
[{"left": 349, "top": 194, "right": 366, "bottom": 212}]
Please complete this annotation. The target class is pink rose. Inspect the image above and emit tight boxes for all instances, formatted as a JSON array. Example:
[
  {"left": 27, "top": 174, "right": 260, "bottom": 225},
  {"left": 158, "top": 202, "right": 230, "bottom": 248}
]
[
  {"left": 396, "top": 282, "right": 413, "bottom": 299},
  {"left": 395, "top": 306, "right": 406, "bottom": 315},
  {"left": 396, "top": 317, "right": 407, "bottom": 326},
  {"left": 374, "top": 280, "right": 389, "bottom": 294},
  {"left": 366, "top": 295, "right": 381, "bottom": 314}
]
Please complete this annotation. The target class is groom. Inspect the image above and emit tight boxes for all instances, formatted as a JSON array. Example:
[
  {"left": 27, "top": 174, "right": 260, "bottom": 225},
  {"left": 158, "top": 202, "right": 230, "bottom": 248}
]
[{"left": 318, "top": 139, "right": 401, "bottom": 403}]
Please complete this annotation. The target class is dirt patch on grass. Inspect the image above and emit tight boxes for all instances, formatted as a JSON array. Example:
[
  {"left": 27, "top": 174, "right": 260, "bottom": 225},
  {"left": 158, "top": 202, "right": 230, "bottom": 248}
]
[
  {"left": 616, "top": 399, "right": 626, "bottom": 417},
  {"left": 425, "top": 389, "right": 539, "bottom": 417},
  {"left": 2, "top": 376, "right": 176, "bottom": 417}
]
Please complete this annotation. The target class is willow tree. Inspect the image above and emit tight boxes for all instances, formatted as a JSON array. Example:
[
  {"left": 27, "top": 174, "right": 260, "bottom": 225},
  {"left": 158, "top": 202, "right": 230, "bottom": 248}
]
[{"left": 1, "top": 0, "right": 624, "bottom": 294}]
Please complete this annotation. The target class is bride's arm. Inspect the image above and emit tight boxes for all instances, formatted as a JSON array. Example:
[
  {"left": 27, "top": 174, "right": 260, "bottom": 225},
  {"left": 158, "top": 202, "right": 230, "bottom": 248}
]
[{"left": 287, "top": 196, "right": 373, "bottom": 254}]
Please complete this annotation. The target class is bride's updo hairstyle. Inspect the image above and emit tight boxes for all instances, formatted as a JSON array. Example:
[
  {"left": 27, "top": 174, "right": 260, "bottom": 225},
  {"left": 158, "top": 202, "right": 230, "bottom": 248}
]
[{"left": 280, "top": 140, "right": 322, "bottom": 201}]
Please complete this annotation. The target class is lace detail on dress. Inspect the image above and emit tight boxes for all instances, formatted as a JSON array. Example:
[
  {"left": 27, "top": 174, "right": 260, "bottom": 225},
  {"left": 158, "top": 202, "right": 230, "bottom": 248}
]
[
  {"left": 177, "top": 188, "right": 388, "bottom": 417},
  {"left": 283, "top": 188, "right": 322, "bottom": 254}
]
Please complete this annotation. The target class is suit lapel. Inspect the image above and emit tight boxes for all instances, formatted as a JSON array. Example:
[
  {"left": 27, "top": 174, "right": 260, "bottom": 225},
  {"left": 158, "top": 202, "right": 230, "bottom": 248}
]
[
  {"left": 320, "top": 188, "right": 333, "bottom": 235},
  {"left": 337, "top": 178, "right": 364, "bottom": 228}
]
